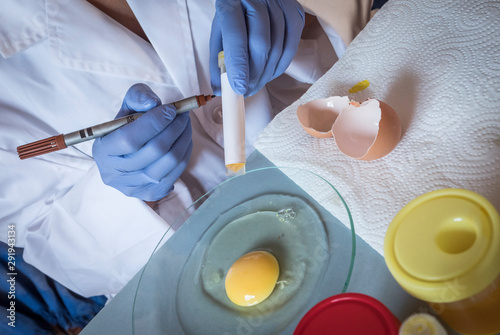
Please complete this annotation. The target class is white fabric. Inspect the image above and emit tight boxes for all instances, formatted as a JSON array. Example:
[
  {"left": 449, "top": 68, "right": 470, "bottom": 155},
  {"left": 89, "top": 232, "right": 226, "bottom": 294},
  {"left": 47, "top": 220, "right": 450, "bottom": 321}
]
[
  {"left": 255, "top": 0, "right": 500, "bottom": 255},
  {"left": 0, "top": 0, "right": 345, "bottom": 296}
]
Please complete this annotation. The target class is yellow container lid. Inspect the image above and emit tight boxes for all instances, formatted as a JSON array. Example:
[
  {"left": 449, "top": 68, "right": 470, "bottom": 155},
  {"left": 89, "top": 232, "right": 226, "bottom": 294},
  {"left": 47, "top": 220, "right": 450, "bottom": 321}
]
[{"left": 384, "top": 189, "right": 500, "bottom": 303}]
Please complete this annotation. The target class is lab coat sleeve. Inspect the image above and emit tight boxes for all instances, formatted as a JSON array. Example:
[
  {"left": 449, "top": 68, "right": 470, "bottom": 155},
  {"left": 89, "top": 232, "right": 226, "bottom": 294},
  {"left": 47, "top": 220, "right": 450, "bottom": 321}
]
[
  {"left": 0, "top": 131, "right": 172, "bottom": 298},
  {"left": 0, "top": 0, "right": 189, "bottom": 298},
  {"left": 298, "top": 0, "right": 373, "bottom": 48},
  {"left": 282, "top": 0, "right": 374, "bottom": 87}
]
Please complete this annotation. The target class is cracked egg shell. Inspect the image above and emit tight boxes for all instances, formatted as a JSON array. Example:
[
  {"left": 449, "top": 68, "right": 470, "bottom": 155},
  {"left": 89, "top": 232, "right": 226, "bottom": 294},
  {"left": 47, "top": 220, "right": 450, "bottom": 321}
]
[
  {"left": 296, "top": 96, "right": 350, "bottom": 138},
  {"left": 332, "top": 99, "right": 401, "bottom": 161}
]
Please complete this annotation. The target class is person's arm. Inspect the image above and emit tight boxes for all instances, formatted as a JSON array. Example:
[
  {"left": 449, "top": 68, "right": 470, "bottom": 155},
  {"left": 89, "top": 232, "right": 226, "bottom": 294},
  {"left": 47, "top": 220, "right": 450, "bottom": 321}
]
[
  {"left": 297, "top": 0, "right": 373, "bottom": 49},
  {"left": 0, "top": 84, "right": 191, "bottom": 297}
]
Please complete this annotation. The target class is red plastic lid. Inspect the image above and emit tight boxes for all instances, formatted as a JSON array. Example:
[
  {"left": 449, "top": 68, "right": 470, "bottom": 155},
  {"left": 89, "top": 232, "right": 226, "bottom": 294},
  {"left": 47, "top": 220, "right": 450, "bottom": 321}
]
[{"left": 294, "top": 293, "right": 400, "bottom": 335}]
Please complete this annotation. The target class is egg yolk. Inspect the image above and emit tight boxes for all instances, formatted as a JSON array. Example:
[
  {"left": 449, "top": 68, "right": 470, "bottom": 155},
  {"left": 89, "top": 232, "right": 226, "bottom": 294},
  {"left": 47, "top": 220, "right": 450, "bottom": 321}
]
[{"left": 225, "top": 251, "right": 279, "bottom": 307}]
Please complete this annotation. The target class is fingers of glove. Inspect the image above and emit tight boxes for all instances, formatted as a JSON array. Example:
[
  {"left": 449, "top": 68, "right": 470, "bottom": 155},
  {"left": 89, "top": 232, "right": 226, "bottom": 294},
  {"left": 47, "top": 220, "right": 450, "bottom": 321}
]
[
  {"left": 116, "top": 83, "right": 162, "bottom": 118},
  {"left": 216, "top": 1, "right": 249, "bottom": 95},
  {"left": 246, "top": 0, "right": 285, "bottom": 96},
  {"left": 104, "top": 113, "right": 191, "bottom": 172},
  {"left": 114, "top": 142, "right": 193, "bottom": 201},
  {"left": 209, "top": 18, "right": 223, "bottom": 96},
  {"left": 272, "top": 0, "right": 305, "bottom": 77},
  {"left": 241, "top": 0, "right": 271, "bottom": 96},
  {"left": 211, "top": 1, "right": 271, "bottom": 97},
  {"left": 210, "top": 0, "right": 304, "bottom": 97},
  {"left": 142, "top": 118, "right": 192, "bottom": 182},
  {"left": 98, "top": 104, "right": 177, "bottom": 156}
]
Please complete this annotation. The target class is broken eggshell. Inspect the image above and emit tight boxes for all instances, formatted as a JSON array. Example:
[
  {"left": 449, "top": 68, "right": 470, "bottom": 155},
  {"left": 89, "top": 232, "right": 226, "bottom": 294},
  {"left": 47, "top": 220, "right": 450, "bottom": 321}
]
[
  {"left": 296, "top": 96, "right": 350, "bottom": 138},
  {"left": 333, "top": 99, "right": 401, "bottom": 160},
  {"left": 297, "top": 97, "right": 401, "bottom": 161}
]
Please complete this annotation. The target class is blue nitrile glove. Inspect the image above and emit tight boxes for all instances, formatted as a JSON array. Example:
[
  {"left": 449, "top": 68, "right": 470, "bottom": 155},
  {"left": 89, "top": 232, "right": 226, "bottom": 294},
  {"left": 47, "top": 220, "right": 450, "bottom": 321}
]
[
  {"left": 92, "top": 84, "right": 193, "bottom": 201},
  {"left": 210, "top": 0, "right": 305, "bottom": 97}
]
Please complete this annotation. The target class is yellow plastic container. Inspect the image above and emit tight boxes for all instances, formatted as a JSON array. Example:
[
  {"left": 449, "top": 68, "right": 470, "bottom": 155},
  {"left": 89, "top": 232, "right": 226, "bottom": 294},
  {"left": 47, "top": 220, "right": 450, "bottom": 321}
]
[{"left": 384, "top": 189, "right": 500, "bottom": 335}]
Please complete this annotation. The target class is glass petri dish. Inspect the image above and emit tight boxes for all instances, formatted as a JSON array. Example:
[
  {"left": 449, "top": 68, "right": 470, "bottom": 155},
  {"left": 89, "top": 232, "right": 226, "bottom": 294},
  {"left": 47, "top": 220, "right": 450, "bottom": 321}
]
[{"left": 132, "top": 166, "right": 355, "bottom": 335}]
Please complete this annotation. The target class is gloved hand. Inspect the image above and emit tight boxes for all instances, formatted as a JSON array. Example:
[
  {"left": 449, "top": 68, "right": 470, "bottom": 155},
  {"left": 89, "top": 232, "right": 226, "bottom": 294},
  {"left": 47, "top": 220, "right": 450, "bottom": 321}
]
[
  {"left": 92, "top": 83, "right": 193, "bottom": 201},
  {"left": 210, "top": 0, "right": 305, "bottom": 97}
]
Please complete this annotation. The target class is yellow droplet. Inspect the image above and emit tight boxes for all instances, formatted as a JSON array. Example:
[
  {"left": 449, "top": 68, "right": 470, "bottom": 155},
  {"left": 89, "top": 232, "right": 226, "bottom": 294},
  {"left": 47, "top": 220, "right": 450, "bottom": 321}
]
[
  {"left": 226, "top": 163, "right": 245, "bottom": 172},
  {"left": 349, "top": 80, "right": 370, "bottom": 93}
]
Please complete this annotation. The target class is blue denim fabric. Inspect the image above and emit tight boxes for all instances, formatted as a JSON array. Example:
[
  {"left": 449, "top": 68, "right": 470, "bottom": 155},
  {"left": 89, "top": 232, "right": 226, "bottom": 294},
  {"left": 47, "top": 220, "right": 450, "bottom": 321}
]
[{"left": 0, "top": 242, "right": 106, "bottom": 334}]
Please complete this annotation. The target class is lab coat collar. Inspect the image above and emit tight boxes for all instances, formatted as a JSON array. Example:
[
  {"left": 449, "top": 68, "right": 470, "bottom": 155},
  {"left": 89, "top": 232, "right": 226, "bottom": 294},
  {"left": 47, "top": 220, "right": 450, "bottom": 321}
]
[
  {"left": 0, "top": 1, "right": 48, "bottom": 58},
  {"left": 127, "top": 0, "right": 200, "bottom": 97},
  {"left": 44, "top": 0, "right": 174, "bottom": 85}
]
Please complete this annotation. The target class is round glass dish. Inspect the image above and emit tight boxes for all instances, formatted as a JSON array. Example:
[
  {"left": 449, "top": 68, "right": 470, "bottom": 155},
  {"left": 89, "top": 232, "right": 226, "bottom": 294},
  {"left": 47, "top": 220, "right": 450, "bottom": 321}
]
[{"left": 132, "top": 166, "right": 355, "bottom": 335}]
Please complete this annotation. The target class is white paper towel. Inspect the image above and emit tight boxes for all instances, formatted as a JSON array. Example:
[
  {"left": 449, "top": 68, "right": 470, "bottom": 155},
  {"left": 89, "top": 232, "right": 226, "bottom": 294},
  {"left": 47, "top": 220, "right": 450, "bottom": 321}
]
[{"left": 255, "top": 0, "right": 500, "bottom": 255}]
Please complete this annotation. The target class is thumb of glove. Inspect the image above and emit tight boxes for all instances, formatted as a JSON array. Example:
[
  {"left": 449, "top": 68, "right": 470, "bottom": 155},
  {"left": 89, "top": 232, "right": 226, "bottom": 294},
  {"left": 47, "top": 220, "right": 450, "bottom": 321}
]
[{"left": 116, "top": 83, "right": 162, "bottom": 118}]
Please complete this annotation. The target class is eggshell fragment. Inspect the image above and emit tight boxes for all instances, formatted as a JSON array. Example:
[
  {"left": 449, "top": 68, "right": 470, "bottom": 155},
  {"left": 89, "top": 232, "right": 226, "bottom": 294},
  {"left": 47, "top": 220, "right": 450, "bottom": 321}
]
[
  {"left": 332, "top": 99, "right": 401, "bottom": 160},
  {"left": 296, "top": 96, "right": 350, "bottom": 138}
]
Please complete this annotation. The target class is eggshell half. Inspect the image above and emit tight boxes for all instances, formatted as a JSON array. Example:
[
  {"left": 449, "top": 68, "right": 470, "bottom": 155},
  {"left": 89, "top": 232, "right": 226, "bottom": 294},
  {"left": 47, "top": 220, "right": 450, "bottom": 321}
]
[
  {"left": 297, "top": 96, "right": 350, "bottom": 138},
  {"left": 332, "top": 99, "right": 401, "bottom": 160}
]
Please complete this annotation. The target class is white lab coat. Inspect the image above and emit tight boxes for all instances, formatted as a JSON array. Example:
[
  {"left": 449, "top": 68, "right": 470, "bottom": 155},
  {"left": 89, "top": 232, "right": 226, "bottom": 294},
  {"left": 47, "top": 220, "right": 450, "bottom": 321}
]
[{"left": 0, "top": 0, "right": 368, "bottom": 297}]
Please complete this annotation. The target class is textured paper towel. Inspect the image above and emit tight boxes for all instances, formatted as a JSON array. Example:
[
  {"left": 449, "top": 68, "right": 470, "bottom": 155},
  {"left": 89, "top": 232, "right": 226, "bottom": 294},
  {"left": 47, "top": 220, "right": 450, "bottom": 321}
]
[{"left": 255, "top": 0, "right": 500, "bottom": 255}]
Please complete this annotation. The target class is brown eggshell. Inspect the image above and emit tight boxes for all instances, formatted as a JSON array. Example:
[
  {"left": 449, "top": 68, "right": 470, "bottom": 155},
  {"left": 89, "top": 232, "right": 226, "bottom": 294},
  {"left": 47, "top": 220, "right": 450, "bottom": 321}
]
[
  {"left": 360, "top": 101, "right": 401, "bottom": 160},
  {"left": 332, "top": 99, "right": 401, "bottom": 160},
  {"left": 296, "top": 96, "right": 350, "bottom": 138}
]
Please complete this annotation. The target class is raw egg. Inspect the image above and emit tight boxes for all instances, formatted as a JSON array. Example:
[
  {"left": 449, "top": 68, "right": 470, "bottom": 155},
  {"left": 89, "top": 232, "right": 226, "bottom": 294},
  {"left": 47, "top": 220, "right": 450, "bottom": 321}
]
[
  {"left": 297, "top": 97, "right": 401, "bottom": 160},
  {"left": 176, "top": 194, "right": 329, "bottom": 334},
  {"left": 225, "top": 250, "right": 279, "bottom": 307}
]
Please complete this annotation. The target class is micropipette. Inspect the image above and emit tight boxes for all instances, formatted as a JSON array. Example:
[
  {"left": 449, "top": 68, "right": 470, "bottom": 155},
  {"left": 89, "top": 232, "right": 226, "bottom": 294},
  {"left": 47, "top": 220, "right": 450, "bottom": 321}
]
[{"left": 17, "top": 94, "right": 214, "bottom": 160}]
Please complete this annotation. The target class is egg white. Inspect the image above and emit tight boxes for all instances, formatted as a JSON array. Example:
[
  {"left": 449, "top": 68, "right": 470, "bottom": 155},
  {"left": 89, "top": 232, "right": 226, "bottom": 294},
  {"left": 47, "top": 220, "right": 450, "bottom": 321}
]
[{"left": 176, "top": 194, "right": 329, "bottom": 334}]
